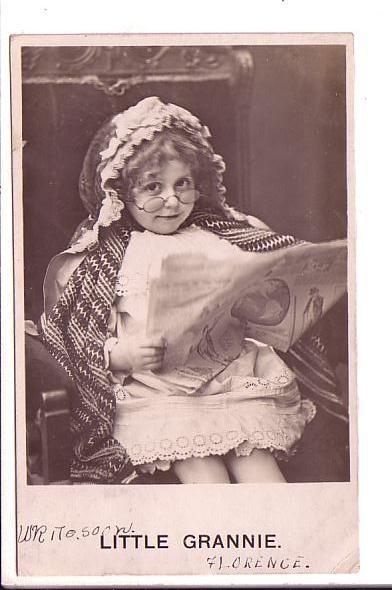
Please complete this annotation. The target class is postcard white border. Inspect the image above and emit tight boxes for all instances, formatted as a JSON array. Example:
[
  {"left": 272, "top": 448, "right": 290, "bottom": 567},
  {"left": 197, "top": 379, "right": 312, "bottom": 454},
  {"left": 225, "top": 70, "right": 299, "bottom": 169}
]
[{"left": 2, "top": 1, "right": 392, "bottom": 587}]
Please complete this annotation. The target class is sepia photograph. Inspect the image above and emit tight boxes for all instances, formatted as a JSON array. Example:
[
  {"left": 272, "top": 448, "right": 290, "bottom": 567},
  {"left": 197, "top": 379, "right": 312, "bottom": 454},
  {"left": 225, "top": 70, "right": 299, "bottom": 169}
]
[
  {"left": 10, "top": 33, "right": 358, "bottom": 578},
  {"left": 21, "top": 42, "right": 350, "bottom": 487}
]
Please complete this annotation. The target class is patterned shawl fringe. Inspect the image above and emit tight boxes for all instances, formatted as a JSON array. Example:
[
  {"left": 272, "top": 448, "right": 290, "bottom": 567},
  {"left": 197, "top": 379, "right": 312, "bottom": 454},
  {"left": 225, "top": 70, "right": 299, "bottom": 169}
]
[{"left": 40, "top": 209, "right": 348, "bottom": 483}]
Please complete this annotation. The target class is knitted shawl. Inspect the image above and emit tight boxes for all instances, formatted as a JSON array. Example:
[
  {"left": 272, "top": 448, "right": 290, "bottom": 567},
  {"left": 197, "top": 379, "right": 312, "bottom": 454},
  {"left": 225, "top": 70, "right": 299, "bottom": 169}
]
[{"left": 40, "top": 207, "right": 347, "bottom": 484}]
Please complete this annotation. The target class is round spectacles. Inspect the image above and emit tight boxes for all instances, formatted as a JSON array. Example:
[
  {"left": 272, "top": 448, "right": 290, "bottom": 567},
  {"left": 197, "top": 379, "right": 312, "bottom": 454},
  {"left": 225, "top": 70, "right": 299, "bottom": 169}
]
[{"left": 128, "top": 188, "right": 199, "bottom": 213}]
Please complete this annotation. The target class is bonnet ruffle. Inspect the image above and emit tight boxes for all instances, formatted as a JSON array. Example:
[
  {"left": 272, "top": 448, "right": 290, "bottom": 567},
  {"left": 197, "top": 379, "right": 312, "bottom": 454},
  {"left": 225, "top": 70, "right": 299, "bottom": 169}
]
[{"left": 73, "top": 97, "right": 243, "bottom": 252}]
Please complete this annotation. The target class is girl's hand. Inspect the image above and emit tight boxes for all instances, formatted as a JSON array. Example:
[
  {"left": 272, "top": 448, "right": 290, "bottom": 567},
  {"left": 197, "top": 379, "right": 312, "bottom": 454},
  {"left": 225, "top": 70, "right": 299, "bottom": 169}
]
[{"left": 109, "top": 335, "right": 166, "bottom": 373}]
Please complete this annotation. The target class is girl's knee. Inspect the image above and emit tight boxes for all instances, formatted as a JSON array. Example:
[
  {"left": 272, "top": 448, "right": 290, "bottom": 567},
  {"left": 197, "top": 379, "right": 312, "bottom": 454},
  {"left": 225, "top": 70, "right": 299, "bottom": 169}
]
[
  {"left": 173, "top": 455, "right": 230, "bottom": 484},
  {"left": 225, "top": 449, "right": 286, "bottom": 483}
]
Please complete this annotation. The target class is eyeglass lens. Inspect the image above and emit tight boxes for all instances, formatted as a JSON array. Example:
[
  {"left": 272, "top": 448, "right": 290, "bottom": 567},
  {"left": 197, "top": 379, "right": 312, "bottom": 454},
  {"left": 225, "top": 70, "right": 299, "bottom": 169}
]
[{"left": 143, "top": 189, "right": 199, "bottom": 213}]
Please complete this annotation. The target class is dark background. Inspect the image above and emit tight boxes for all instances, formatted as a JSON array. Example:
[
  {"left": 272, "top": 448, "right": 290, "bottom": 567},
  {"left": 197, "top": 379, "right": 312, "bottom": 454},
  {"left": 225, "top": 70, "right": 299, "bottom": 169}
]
[{"left": 249, "top": 45, "right": 346, "bottom": 241}]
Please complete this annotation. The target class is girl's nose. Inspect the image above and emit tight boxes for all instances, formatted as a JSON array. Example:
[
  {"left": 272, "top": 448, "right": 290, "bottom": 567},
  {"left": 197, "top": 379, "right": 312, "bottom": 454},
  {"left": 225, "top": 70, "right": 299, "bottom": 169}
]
[{"left": 163, "top": 193, "right": 179, "bottom": 208}]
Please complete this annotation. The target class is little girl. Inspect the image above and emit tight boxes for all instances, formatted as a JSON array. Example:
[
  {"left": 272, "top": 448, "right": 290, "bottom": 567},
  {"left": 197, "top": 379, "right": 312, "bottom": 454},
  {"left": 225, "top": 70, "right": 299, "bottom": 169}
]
[{"left": 40, "top": 97, "right": 342, "bottom": 484}]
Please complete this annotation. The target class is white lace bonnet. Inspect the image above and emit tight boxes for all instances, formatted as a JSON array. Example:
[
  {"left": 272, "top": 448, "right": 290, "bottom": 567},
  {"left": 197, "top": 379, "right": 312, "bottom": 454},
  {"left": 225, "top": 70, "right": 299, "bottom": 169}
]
[{"left": 72, "top": 96, "right": 243, "bottom": 252}]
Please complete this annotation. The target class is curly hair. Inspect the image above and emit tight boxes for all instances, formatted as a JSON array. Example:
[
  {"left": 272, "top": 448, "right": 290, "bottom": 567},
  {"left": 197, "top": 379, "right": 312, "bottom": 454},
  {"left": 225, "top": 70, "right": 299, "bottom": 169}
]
[{"left": 109, "top": 128, "right": 226, "bottom": 214}]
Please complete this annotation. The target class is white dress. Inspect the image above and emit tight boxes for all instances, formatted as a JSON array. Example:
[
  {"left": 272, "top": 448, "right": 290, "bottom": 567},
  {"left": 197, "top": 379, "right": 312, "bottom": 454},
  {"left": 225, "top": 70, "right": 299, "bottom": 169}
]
[{"left": 107, "top": 226, "right": 316, "bottom": 472}]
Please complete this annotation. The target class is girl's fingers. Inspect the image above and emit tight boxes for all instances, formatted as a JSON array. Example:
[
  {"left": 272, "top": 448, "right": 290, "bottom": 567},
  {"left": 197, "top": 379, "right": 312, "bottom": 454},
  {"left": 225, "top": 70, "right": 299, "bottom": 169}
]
[
  {"left": 140, "top": 347, "right": 165, "bottom": 357},
  {"left": 143, "top": 361, "right": 163, "bottom": 371},
  {"left": 140, "top": 350, "right": 164, "bottom": 361},
  {"left": 142, "top": 356, "right": 164, "bottom": 366},
  {"left": 140, "top": 336, "right": 166, "bottom": 349}
]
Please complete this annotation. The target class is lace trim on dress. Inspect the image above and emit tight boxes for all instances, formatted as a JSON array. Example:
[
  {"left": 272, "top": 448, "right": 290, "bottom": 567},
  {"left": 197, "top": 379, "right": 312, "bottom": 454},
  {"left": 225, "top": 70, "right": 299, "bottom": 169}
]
[
  {"left": 241, "top": 369, "right": 293, "bottom": 389},
  {"left": 118, "top": 399, "right": 316, "bottom": 469},
  {"left": 115, "top": 271, "right": 150, "bottom": 297}
]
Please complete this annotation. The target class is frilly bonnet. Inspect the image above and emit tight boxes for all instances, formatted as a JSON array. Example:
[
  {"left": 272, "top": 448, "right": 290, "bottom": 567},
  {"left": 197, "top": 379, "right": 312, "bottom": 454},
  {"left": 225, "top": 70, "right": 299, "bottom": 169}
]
[{"left": 72, "top": 96, "right": 242, "bottom": 252}]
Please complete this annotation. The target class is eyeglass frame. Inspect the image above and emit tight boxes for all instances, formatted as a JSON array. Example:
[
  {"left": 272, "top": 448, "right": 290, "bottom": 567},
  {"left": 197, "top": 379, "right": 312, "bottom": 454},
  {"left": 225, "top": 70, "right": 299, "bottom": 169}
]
[{"left": 123, "top": 188, "right": 200, "bottom": 213}]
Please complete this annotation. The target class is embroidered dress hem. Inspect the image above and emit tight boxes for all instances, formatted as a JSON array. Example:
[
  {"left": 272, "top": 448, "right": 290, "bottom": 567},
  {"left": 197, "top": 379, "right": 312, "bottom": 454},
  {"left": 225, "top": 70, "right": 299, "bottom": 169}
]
[{"left": 132, "top": 398, "right": 316, "bottom": 474}]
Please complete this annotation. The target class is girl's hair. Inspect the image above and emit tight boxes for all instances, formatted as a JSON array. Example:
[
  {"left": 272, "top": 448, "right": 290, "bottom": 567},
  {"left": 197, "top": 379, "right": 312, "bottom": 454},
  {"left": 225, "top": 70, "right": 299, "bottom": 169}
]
[{"left": 109, "top": 128, "right": 224, "bottom": 212}]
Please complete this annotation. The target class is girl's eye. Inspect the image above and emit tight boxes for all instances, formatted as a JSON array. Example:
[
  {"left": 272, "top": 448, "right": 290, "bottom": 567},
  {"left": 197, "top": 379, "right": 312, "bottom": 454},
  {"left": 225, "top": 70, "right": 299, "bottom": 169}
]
[
  {"left": 175, "top": 177, "right": 193, "bottom": 190},
  {"left": 144, "top": 182, "right": 161, "bottom": 195}
]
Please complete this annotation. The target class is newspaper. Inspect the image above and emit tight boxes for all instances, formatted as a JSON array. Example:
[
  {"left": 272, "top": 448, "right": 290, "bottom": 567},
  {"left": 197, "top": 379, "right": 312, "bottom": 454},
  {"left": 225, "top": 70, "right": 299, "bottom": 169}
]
[{"left": 147, "top": 239, "right": 347, "bottom": 373}]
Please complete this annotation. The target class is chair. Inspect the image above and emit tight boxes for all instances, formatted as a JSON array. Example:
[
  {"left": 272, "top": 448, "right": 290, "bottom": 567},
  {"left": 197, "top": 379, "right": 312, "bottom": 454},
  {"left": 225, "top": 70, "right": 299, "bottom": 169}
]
[{"left": 25, "top": 333, "right": 72, "bottom": 484}]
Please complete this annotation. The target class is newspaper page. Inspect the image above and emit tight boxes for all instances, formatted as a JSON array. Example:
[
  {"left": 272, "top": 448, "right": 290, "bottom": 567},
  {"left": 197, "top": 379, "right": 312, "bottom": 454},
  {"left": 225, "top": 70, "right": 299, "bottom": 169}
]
[
  {"left": 147, "top": 240, "right": 347, "bottom": 376},
  {"left": 6, "top": 32, "right": 357, "bottom": 586}
]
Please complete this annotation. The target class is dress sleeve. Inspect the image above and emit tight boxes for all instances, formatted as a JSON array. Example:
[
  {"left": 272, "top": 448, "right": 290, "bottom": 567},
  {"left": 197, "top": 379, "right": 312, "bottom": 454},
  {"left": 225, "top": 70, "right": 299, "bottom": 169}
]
[{"left": 43, "top": 251, "right": 87, "bottom": 316}]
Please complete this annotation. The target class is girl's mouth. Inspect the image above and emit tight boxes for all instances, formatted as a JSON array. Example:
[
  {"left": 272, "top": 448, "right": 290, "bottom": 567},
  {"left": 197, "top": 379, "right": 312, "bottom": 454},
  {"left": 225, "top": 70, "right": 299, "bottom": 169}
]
[{"left": 156, "top": 214, "right": 180, "bottom": 219}]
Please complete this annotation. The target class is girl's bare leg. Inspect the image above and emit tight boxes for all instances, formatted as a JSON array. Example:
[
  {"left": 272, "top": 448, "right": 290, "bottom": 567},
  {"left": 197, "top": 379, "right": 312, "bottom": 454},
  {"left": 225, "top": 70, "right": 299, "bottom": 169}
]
[
  {"left": 225, "top": 449, "right": 286, "bottom": 483},
  {"left": 173, "top": 456, "right": 231, "bottom": 483}
]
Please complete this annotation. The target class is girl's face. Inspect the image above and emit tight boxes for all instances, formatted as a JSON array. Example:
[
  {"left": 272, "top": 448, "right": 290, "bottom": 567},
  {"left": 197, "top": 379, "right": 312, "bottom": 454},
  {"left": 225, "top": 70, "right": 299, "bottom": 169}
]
[{"left": 125, "top": 159, "right": 197, "bottom": 234}]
